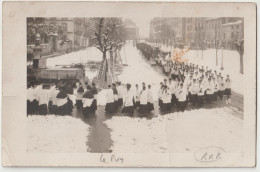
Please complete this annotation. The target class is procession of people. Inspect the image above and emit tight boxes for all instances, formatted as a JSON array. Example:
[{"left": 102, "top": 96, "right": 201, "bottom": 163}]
[{"left": 27, "top": 42, "right": 232, "bottom": 117}]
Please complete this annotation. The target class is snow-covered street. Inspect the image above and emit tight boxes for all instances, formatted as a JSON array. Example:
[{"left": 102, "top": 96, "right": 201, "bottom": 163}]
[
  {"left": 105, "top": 108, "right": 243, "bottom": 153},
  {"left": 30, "top": 42, "right": 244, "bottom": 153}
]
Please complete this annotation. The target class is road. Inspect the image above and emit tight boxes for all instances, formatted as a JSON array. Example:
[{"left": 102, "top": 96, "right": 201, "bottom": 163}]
[{"left": 72, "top": 43, "right": 244, "bottom": 153}]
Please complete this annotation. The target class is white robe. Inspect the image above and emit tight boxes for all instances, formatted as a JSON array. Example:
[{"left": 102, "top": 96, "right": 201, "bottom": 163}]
[
  {"left": 123, "top": 90, "right": 134, "bottom": 107},
  {"left": 189, "top": 82, "right": 199, "bottom": 95},
  {"left": 37, "top": 89, "right": 50, "bottom": 106},
  {"left": 206, "top": 81, "right": 215, "bottom": 95},
  {"left": 147, "top": 89, "right": 153, "bottom": 103},
  {"left": 140, "top": 90, "right": 148, "bottom": 105},
  {"left": 106, "top": 89, "right": 114, "bottom": 104},
  {"left": 117, "top": 85, "right": 124, "bottom": 99},
  {"left": 197, "top": 84, "right": 205, "bottom": 96},
  {"left": 177, "top": 87, "right": 187, "bottom": 102}
]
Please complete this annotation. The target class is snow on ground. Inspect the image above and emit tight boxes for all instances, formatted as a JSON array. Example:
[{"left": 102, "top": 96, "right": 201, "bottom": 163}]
[
  {"left": 97, "top": 41, "right": 166, "bottom": 105},
  {"left": 150, "top": 43, "right": 243, "bottom": 95},
  {"left": 47, "top": 47, "right": 103, "bottom": 67},
  {"left": 27, "top": 115, "right": 90, "bottom": 152},
  {"left": 183, "top": 49, "right": 243, "bottom": 95},
  {"left": 117, "top": 42, "right": 165, "bottom": 101},
  {"left": 104, "top": 108, "right": 243, "bottom": 153}
]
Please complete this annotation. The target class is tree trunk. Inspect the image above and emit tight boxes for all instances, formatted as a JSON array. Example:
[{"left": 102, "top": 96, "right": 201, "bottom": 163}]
[
  {"left": 216, "top": 49, "right": 217, "bottom": 66},
  {"left": 240, "top": 53, "right": 244, "bottom": 74}
]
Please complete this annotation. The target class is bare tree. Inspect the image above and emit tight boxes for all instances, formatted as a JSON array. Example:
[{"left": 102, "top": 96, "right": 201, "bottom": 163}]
[{"left": 89, "top": 18, "right": 126, "bottom": 83}]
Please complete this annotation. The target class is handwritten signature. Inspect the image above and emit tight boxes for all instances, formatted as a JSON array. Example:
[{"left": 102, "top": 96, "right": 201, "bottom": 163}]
[
  {"left": 194, "top": 146, "right": 225, "bottom": 162},
  {"left": 100, "top": 154, "right": 124, "bottom": 164}
]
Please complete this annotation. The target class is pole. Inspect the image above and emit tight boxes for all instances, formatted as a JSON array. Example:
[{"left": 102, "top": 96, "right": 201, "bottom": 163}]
[{"left": 221, "top": 47, "right": 224, "bottom": 70}]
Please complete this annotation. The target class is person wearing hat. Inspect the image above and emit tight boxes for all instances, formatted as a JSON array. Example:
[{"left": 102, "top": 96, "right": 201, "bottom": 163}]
[
  {"left": 206, "top": 77, "right": 214, "bottom": 103},
  {"left": 82, "top": 85, "right": 95, "bottom": 116},
  {"left": 56, "top": 86, "right": 72, "bottom": 115},
  {"left": 76, "top": 82, "right": 84, "bottom": 109},
  {"left": 122, "top": 84, "right": 134, "bottom": 115},
  {"left": 105, "top": 85, "right": 115, "bottom": 113}
]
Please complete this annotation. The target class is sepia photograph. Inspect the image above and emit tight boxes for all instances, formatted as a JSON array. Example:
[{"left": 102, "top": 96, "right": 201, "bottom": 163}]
[
  {"left": 26, "top": 17, "right": 245, "bottom": 154},
  {"left": 2, "top": 1, "right": 256, "bottom": 167}
]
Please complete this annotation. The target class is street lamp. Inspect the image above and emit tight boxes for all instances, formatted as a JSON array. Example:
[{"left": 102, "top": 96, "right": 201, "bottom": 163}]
[{"left": 221, "top": 47, "right": 224, "bottom": 70}]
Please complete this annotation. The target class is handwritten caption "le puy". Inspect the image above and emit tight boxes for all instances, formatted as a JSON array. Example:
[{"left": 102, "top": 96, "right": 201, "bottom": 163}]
[{"left": 100, "top": 154, "right": 123, "bottom": 164}]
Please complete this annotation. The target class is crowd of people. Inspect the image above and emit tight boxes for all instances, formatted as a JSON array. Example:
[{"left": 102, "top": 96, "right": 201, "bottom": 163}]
[
  {"left": 27, "top": 79, "right": 156, "bottom": 116},
  {"left": 27, "top": 80, "right": 98, "bottom": 116},
  {"left": 137, "top": 42, "right": 232, "bottom": 112},
  {"left": 27, "top": 42, "right": 232, "bottom": 116}
]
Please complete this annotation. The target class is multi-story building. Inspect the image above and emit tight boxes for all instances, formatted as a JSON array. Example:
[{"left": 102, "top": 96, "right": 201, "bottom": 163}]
[
  {"left": 185, "top": 18, "right": 206, "bottom": 48},
  {"left": 45, "top": 17, "right": 89, "bottom": 50},
  {"left": 149, "top": 17, "right": 186, "bottom": 46},
  {"left": 221, "top": 19, "right": 243, "bottom": 49},
  {"left": 123, "top": 19, "right": 139, "bottom": 40},
  {"left": 203, "top": 17, "right": 240, "bottom": 48}
]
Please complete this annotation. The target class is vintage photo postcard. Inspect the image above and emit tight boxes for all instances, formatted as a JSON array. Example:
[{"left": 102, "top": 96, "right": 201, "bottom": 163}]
[{"left": 2, "top": 1, "right": 257, "bottom": 167}]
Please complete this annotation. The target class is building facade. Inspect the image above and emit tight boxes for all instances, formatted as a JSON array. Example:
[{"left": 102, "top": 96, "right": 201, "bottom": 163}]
[
  {"left": 149, "top": 18, "right": 186, "bottom": 46},
  {"left": 45, "top": 17, "right": 89, "bottom": 50},
  {"left": 123, "top": 19, "right": 139, "bottom": 40},
  {"left": 149, "top": 17, "right": 243, "bottom": 50}
]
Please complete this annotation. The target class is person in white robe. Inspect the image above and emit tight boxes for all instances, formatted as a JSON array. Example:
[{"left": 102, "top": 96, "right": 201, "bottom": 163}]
[
  {"left": 189, "top": 79, "right": 199, "bottom": 105},
  {"left": 224, "top": 75, "right": 231, "bottom": 98},
  {"left": 147, "top": 85, "right": 154, "bottom": 112},
  {"left": 158, "top": 82, "right": 164, "bottom": 109},
  {"left": 205, "top": 77, "right": 215, "bottom": 103},
  {"left": 139, "top": 85, "right": 148, "bottom": 114},
  {"left": 49, "top": 84, "right": 60, "bottom": 113},
  {"left": 122, "top": 84, "right": 134, "bottom": 115},
  {"left": 37, "top": 85, "right": 50, "bottom": 115},
  {"left": 177, "top": 83, "right": 188, "bottom": 112},
  {"left": 162, "top": 85, "right": 172, "bottom": 113},
  {"left": 117, "top": 82, "right": 124, "bottom": 106},
  {"left": 197, "top": 80, "right": 205, "bottom": 106},
  {"left": 213, "top": 77, "right": 219, "bottom": 101},
  {"left": 105, "top": 85, "right": 115, "bottom": 113},
  {"left": 27, "top": 83, "right": 37, "bottom": 115},
  {"left": 76, "top": 83, "right": 84, "bottom": 108},
  {"left": 56, "top": 86, "right": 72, "bottom": 115},
  {"left": 134, "top": 84, "right": 141, "bottom": 108},
  {"left": 218, "top": 77, "right": 226, "bottom": 100}
]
